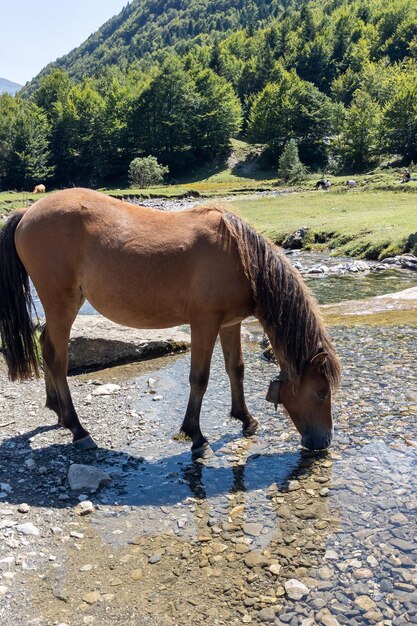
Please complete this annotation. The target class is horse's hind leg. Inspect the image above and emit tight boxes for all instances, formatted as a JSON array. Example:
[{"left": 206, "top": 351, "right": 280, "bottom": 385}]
[
  {"left": 219, "top": 323, "right": 258, "bottom": 436},
  {"left": 40, "top": 328, "right": 61, "bottom": 418},
  {"left": 180, "top": 318, "right": 220, "bottom": 457},
  {"left": 41, "top": 294, "right": 96, "bottom": 450}
]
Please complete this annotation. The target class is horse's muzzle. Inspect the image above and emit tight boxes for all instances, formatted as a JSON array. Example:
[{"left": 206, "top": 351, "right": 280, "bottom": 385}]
[{"left": 301, "top": 428, "right": 333, "bottom": 451}]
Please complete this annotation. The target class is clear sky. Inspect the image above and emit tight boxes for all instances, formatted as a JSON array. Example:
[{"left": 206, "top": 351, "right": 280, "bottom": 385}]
[{"left": 0, "top": 0, "right": 130, "bottom": 85}]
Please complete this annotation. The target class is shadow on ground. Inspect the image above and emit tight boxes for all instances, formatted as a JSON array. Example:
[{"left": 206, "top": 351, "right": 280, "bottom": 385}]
[{"left": 0, "top": 424, "right": 329, "bottom": 509}]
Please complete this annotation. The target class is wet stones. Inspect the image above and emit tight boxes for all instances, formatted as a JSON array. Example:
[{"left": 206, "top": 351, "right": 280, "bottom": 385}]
[
  {"left": 375, "top": 253, "right": 417, "bottom": 272},
  {"left": 354, "top": 595, "right": 377, "bottom": 612},
  {"left": 284, "top": 579, "right": 309, "bottom": 600},
  {"left": 283, "top": 227, "right": 312, "bottom": 249}
]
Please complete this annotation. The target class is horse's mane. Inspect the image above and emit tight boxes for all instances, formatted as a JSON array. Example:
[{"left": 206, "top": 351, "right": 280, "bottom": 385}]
[{"left": 221, "top": 210, "right": 341, "bottom": 389}]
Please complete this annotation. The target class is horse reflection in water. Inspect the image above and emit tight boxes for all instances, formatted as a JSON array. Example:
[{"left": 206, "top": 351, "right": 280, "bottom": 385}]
[
  {"left": 182, "top": 444, "right": 338, "bottom": 558},
  {"left": 0, "top": 188, "right": 340, "bottom": 457}
]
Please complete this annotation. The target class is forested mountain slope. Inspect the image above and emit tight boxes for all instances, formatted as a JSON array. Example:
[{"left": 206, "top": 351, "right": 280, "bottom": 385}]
[
  {"left": 26, "top": 0, "right": 284, "bottom": 88},
  {"left": 3, "top": 0, "right": 417, "bottom": 190}
]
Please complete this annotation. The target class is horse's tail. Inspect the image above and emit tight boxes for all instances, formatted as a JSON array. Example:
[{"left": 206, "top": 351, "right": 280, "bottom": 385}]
[
  {"left": 0, "top": 211, "right": 40, "bottom": 381},
  {"left": 221, "top": 210, "right": 341, "bottom": 389}
]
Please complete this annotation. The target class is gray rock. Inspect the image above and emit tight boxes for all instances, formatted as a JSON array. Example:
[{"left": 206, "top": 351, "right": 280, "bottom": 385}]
[
  {"left": 354, "top": 595, "right": 376, "bottom": 612},
  {"left": 68, "top": 317, "right": 190, "bottom": 371},
  {"left": 149, "top": 553, "right": 162, "bottom": 564},
  {"left": 378, "top": 253, "right": 417, "bottom": 272},
  {"left": 67, "top": 464, "right": 111, "bottom": 492},
  {"left": 284, "top": 579, "right": 309, "bottom": 600},
  {"left": 16, "top": 522, "right": 40, "bottom": 536},
  {"left": 258, "top": 607, "right": 276, "bottom": 622},
  {"left": 75, "top": 500, "right": 95, "bottom": 516},
  {"left": 243, "top": 522, "right": 263, "bottom": 536},
  {"left": 390, "top": 538, "right": 415, "bottom": 552},
  {"left": 284, "top": 227, "right": 311, "bottom": 249},
  {"left": 344, "top": 260, "right": 370, "bottom": 272},
  {"left": 91, "top": 383, "right": 121, "bottom": 396}
]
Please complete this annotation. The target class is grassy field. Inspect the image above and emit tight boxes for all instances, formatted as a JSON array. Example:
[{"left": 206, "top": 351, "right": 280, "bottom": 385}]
[{"left": 232, "top": 190, "right": 417, "bottom": 259}]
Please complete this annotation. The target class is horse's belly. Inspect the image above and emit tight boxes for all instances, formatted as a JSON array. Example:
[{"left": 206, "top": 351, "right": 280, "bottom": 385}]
[{"left": 82, "top": 282, "right": 189, "bottom": 329}]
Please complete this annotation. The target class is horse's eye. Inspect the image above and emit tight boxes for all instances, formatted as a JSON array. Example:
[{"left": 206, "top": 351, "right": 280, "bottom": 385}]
[{"left": 317, "top": 390, "right": 328, "bottom": 400}]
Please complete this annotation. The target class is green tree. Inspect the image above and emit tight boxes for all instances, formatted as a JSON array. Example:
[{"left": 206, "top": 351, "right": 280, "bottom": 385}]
[
  {"left": 278, "top": 139, "right": 306, "bottom": 182},
  {"left": 99, "top": 77, "right": 133, "bottom": 181},
  {"left": 52, "top": 82, "right": 105, "bottom": 185},
  {"left": 382, "top": 68, "right": 417, "bottom": 161},
  {"left": 11, "top": 103, "right": 55, "bottom": 189},
  {"left": 130, "top": 57, "right": 198, "bottom": 159},
  {"left": 335, "top": 89, "right": 381, "bottom": 169},
  {"left": 192, "top": 68, "right": 242, "bottom": 157},
  {"left": 0, "top": 94, "right": 19, "bottom": 189},
  {"left": 248, "top": 71, "right": 336, "bottom": 165},
  {"left": 33, "top": 69, "right": 71, "bottom": 120}
]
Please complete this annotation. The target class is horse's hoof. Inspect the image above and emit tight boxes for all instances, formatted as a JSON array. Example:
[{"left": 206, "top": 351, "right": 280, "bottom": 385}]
[
  {"left": 243, "top": 420, "right": 259, "bottom": 437},
  {"left": 243, "top": 420, "right": 258, "bottom": 437},
  {"left": 191, "top": 443, "right": 212, "bottom": 459},
  {"left": 74, "top": 435, "right": 98, "bottom": 450}
]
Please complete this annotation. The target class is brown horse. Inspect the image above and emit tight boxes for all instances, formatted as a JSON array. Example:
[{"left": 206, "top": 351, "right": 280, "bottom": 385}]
[
  {"left": 0, "top": 188, "right": 341, "bottom": 456},
  {"left": 32, "top": 184, "right": 46, "bottom": 194}
]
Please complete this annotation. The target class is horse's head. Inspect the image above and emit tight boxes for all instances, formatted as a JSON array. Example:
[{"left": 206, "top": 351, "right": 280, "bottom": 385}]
[{"left": 266, "top": 352, "right": 333, "bottom": 450}]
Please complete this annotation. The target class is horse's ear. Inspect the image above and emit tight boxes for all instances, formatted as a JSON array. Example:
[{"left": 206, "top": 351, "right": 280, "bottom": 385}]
[{"left": 310, "top": 352, "right": 328, "bottom": 367}]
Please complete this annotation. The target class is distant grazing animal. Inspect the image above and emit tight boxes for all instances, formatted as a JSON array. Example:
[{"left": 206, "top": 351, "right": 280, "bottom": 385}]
[
  {"left": 0, "top": 188, "right": 341, "bottom": 458},
  {"left": 33, "top": 184, "right": 46, "bottom": 194},
  {"left": 347, "top": 180, "right": 357, "bottom": 188},
  {"left": 315, "top": 179, "right": 331, "bottom": 190}
]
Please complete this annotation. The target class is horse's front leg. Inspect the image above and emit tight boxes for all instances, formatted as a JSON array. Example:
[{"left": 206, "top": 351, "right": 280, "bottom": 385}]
[
  {"left": 219, "top": 323, "right": 258, "bottom": 437},
  {"left": 180, "top": 319, "right": 220, "bottom": 457}
]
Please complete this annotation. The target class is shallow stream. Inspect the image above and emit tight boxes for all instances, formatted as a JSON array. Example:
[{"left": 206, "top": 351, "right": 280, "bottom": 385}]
[{"left": 68, "top": 317, "right": 416, "bottom": 625}]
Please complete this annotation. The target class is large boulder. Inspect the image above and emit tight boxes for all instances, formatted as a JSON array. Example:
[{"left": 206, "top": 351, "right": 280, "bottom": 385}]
[
  {"left": 68, "top": 316, "right": 190, "bottom": 372},
  {"left": 283, "top": 226, "right": 313, "bottom": 249}
]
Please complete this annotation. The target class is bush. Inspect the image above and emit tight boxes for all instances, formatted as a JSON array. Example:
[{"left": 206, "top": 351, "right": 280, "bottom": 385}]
[
  {"left": 128, "top": 156, "right": 169, "bottom": 188},
  {"left": 406, "top": 232, "right": 417, "bottom": 255},
  {"left": 278, "top": 140, "right": 307, "bottom": 182}
]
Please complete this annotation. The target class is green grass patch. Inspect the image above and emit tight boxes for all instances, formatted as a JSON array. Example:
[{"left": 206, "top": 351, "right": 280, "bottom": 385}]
[{"left": 232, "top": 191, "right": 417, "bottom": 259}]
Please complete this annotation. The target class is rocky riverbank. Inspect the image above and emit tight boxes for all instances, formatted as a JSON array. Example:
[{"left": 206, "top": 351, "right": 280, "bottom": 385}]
[
  {"left": 0, "top": 288, "right": 416, "bottom": 626},
  {"left": 0, "top": 319, "right": 416, "bottom": 626}
]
